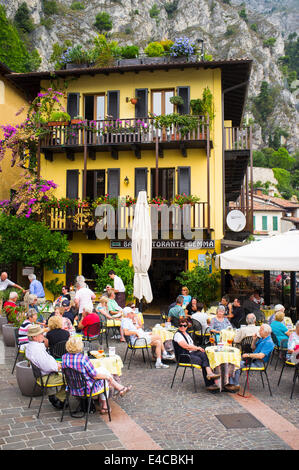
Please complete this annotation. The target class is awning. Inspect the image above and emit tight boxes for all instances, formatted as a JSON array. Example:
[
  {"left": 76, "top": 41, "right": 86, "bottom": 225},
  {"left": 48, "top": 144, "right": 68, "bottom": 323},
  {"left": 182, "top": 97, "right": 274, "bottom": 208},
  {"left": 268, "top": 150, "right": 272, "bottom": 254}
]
[{"left": 216, "top": 230, "right": 299, "bottom": 271}]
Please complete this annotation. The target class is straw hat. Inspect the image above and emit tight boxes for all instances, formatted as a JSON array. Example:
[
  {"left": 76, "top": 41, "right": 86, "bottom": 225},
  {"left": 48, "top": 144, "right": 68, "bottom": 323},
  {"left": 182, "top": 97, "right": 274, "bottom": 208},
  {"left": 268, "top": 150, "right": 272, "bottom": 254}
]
[{"left": 27, "top": 325, "right": 44, "bottom": 337}]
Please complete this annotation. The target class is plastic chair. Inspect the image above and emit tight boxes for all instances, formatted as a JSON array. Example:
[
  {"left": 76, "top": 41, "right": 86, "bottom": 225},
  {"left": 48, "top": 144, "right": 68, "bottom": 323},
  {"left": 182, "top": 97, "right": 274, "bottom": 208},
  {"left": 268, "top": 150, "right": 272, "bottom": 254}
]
[
  {"left": 11, "top": 328, "right": 25, "bottom": 374},
  {"left": 240, "top": 336, "right": 254, "bottom": 354},
  {"left": 277, "top": 339, "right": 295, "bottom": 387},
  {"left": 170, "top": 340, "right": 202, "bottom": 393},
  {"left": 123, "top": 335, "right": 152, "bottom": 369},
  {"left": 51, "top": 340, "right": 67, "bottom": 360},
  {"left": 61, "top": 367, "right": 110, "bottom": 430},
  {"left": 28, "top": 362, "right": 64, "bottom": 418},
  {"left": 97, "top": 313, "right": 109, "bottom": 348},
  {"left": 240, "top": 350, "right": 274, "bottom": 397},
  {"left": 82, "top": 322, "right": 101, "bottom": 351},
  {"left": 191, "top": 319, "right": 210, "bottom": 347}
]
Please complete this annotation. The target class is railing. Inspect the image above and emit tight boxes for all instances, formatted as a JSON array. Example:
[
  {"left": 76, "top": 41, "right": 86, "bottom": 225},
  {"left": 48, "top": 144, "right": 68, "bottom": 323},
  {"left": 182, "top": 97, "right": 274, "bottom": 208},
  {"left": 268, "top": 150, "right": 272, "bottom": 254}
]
[
  {"left": 40, "top": 116, "right": 209, "bottom": 148},
  {"left": 45, "top": 202, "right": 210, "bottom": 232},
  {"left": 224, "top": 127, "right": 251, "bottom": 151}
]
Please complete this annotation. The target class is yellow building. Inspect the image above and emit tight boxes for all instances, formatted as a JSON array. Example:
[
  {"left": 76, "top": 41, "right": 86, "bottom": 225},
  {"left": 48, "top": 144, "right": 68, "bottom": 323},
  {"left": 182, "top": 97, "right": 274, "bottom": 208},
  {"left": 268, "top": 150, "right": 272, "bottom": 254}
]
[
  {"left": 0, "top": 62, "right": 28, "bottom": 200},
  {"left": 8, "top": 58, "right": 253, "bottom": 304}
]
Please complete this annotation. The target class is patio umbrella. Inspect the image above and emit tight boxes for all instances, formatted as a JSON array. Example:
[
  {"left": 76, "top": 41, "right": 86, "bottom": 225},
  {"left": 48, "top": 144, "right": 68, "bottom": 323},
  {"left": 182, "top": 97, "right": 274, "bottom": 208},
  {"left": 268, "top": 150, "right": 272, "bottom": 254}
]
[
  {"left": 132, "top": 191, "right": 153, "bottom": 304},
  {"left": 215, "top": 230, "right": 299, "bottom": 271}
]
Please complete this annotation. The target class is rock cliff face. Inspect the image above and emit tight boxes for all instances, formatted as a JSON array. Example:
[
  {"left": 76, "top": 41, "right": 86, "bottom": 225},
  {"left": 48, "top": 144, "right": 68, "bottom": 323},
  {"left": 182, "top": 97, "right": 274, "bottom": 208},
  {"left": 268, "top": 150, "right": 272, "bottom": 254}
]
[{"left": 0, "top": 0, "right": 298, "bottom": 149}]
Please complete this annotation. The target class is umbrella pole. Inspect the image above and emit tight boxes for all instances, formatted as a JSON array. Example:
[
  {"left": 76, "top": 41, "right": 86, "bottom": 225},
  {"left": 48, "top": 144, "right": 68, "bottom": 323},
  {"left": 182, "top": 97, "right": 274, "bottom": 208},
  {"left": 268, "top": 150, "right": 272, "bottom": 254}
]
[{"left": 155, "top": 130, "right": 159, "bottom": 197}]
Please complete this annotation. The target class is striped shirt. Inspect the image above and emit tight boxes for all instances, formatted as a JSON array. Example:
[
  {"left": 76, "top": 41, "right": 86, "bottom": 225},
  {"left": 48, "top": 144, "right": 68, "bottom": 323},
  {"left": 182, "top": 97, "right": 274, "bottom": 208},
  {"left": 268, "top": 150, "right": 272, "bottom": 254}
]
[
  {"left": 18, "top": 320, "right": 31, "bottom": 345},
  {"left": 61, "top": 352, "right": 104, "bottom": 396}
]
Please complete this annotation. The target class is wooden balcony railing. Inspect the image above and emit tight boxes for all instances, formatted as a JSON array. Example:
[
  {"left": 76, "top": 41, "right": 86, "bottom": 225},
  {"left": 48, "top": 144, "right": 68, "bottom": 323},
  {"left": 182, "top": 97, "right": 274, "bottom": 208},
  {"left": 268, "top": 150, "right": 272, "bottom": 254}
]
[
  {"left": 45, "top": 202, "right": 210, "bottom": 232},
  {"left": 224, "top": 127, "right": 251, "bottom": 151},
  {"left": 40, "top": 116, "right": 209, "bottom": 148}
]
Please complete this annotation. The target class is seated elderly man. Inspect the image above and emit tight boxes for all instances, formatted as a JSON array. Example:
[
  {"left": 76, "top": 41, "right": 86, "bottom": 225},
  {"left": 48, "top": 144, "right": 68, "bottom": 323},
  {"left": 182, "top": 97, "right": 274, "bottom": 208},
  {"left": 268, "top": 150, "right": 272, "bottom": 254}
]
[
  {"left": 25, "top": 324, "right": 66, "bottom": 409},
  {"left": 173, "top": 318, "right": 220, "bottom": 392},
  {"left": 234, "top": 313, "right": 260, "bottom": 345},
  {"left": 77, "top": 306, "right": 100, "bottom": 337},
  {"left": 167, "top": 296, "right": 185, "bottom": 326},
  {"left": 122, "top": 309, "right": 174, "bottom": 368},
  {"left": 4, "top": 291, "right": 19, "bottom": 322},
  {"left": 107, "top": 290, "right": 123, "bottom": 318},
  {"left": 227, "top": 323, "right": 274, "bottom": 392}
]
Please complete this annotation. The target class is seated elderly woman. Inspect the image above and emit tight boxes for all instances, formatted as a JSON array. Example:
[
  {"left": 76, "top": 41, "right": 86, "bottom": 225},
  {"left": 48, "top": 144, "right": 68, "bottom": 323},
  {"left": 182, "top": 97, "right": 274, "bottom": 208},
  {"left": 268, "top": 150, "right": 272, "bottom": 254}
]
[
  {"left": 173, "top": 318, "right": 220, "bottom": 392},
  {"left": 27, "top": 294, "right": 45, "bottom": 323},
  {"left": 209, "top": 306, "right": 232, "bottom": 342},
  {"left": 61, "top": 336, "right": 132, "bottom": 414},
  {"left": 18, "top": 308, "right": 38, "bottom": 350},
  {"left": 271, "top": 310, "right": 292, "bottom": 346},
  {"left": 4, "top": 291, "right": 18, "bottom": 322},
  {"left": 44, "top": 315, "right": 70, "bottom": 356},
  {"left": 96, "top": 296, "right": 126, "bottom": 342}
]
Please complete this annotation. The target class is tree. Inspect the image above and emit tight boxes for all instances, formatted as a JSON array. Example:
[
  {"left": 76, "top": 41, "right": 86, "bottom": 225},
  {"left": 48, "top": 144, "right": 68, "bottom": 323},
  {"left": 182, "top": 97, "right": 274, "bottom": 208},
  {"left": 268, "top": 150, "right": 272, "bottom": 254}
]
[
  {"left": 93, "top": 255, "right": 134, "bottom": 299},
  {"left": 14, "top": 2, "right": 35, "bottom": 34},
  {"left": 253, "top": 150, "right": 267, "bottom": 167},
  {"left": 272, "top": 168, "right": 292, "bottom": 199},
  {"left": 176, "top": 265, "right": 220, "bottom": 308},
  {"left": 94, "top": 12, "right": 113, "bottom": 33},
  {"left": 0, "top": 214, "right": 72, "bottom": 270},
  {"left": 269, "top": 147, "right": 295, "bottom": 171}
]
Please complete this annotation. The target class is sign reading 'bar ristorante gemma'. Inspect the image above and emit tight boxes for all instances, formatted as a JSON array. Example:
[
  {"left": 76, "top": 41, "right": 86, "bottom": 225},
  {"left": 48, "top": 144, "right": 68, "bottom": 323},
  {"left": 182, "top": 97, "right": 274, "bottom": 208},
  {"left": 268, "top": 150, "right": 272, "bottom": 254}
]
[{"left": 110, "top": 240, "right": 215, "bottom": 249}]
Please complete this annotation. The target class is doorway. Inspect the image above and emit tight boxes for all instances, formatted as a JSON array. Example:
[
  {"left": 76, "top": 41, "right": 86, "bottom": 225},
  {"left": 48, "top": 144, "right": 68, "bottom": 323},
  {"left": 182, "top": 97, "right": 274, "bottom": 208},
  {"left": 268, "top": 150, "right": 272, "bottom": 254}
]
[{"left": 148, "top": 249, "right": 188, "bottom": 313}]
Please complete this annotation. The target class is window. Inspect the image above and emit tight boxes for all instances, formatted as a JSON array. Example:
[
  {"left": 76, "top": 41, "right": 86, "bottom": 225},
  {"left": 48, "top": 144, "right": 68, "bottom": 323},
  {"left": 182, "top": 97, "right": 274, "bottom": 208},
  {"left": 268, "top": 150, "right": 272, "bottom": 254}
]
[
  {"left": 86, "top": 170, "right": 105, "bottom": 201},
  {"left": 84, "top": 94, "right": 105, "bottom": 120},
  {"left": 151, "top": 89, "right": 174, "bottom": 116},
  {"left": 151, "top": 168, "right": 175, "bottom": 200},
  {"left": 273, "top": 216, "right": 278, "bottom": 231},
  {"left": 67, "top": 93, "right": 80, "bottom": 119},
  {"left": 262, "top": 215, "right": 268, "bottom": 231}
]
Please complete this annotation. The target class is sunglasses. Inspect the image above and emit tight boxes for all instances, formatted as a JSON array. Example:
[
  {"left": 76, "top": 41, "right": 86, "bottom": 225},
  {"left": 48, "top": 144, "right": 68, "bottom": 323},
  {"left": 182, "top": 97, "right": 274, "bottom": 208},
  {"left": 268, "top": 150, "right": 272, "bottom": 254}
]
[{"left": 179, "top": 324, "right": 188, "bottom": 328}]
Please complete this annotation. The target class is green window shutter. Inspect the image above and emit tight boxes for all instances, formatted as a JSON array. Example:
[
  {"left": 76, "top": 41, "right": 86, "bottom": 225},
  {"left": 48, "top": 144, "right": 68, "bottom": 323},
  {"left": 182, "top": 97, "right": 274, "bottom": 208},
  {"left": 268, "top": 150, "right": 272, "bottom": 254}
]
[
  {"left": 135, "top": 89, "right": 148, "bottom": 118},
  {"left": 107, "top": 90, "right": 120, "bottom": 119},
  {"left": 262, "top": 215, "right": 267, "bottom": 231},
  {"left": 273, "top": 216, "right": 278, "bottom": 231},
  {"left": 253, "top": 215, "right": 256, "bottom": 230},
  {"left": 177, "top": 86, "right": 190, "bottom": 115}
]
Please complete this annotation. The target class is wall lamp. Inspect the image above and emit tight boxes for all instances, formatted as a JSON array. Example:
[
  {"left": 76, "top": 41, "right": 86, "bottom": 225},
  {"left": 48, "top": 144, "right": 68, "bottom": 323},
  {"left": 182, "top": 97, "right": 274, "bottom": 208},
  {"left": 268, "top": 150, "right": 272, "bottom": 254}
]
[{"left": 124, "top": 176, "right": 129, "bottom": 185}]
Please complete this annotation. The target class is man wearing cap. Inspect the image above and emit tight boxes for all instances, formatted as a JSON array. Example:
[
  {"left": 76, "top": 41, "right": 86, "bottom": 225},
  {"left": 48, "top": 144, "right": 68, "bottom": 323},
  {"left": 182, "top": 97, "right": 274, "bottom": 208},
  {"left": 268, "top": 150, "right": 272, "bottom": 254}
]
[
  {"left": 268, "top": 304, "right": 285, "bottom": 324},
  {"left": 25, "top": 325, "right": 66, "bottom": 409},
  {"left": 61, "top": 299, "right": 78, "bottom": 325}
]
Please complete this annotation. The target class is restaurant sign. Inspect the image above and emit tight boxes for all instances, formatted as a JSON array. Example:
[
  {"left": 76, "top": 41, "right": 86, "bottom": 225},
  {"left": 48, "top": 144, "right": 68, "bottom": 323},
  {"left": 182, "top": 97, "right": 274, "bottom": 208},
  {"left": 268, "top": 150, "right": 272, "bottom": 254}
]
[{"left": 110, "top": 240, "right": 215, "bottom": 249}]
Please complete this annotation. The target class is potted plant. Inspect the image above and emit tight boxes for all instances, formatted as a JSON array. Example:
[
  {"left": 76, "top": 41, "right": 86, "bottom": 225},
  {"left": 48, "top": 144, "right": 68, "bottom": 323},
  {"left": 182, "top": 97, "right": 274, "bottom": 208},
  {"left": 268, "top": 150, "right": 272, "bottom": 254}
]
[
  {"left": 62, "top": 45, "right": 92, "bottom": 69},
  {"left": 118, "top": 45, "right": 141, "bottom": 66},
  {"left": 169, "top": 95, "right": 184, "bottom": 107},
  {"left": 169, "top": 37, "right": 197, "bottom": 62},
  {"left": 16, "top": 359, "right": 42, "bottom": 397},
  {"left": 71, "top": 115, "right": 84, "bottom": 125},
  {"left": 47, "top": 111, "right": 71, "bottom": 127},
  {"left": 2, "top": 306, "right": 26, "bottom": 347},
  {"left": 143, "top": 42, "right": 166, "bottom": 64}
]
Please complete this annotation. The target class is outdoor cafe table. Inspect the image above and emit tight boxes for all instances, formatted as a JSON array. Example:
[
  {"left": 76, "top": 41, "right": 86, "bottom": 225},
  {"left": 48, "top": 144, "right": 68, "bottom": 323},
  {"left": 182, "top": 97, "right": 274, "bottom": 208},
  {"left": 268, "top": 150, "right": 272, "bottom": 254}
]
[
  {"left": 152, "top": 326, "right": 177, "bottom": 343},
  {"left": 106, "top": 312, "right": 144, "bottom": 328},
  {"left": 205, "top": 345, "right": 241, "bottom": 391},
  {"left": 90, "top": 354, "right": 124, "bottom": 376},
  {"left": 261, "top": 309, "right": 275, "bottom": 320},
  {"left": 220, "top": 328, "right": 236, "bottom": 345}
]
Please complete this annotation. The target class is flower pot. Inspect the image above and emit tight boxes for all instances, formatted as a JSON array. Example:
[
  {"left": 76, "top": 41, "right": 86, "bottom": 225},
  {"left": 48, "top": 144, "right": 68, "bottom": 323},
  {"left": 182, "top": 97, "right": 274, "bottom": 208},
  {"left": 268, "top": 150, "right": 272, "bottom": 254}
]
[
  {"left": 0, "top": 315, "right": 8, "bottom": 332},
  {"left": 2, "top": 323, "right": 17, "bottom": 347},
  {"left": 171, "top": 134, "right": 180, "bottom": 141},
  {"left": 71, "top": 119, "right": 83, "bottom": 124},
  {"left": 47, "top": 121, "right": 69, "bottom": 127},
  {"left": 66, "top": 63, "right": 89, "bottom": 70},
  {"left": 118, "top": 58, "right": 142, "bottom": 66},
  {"left": 16, "top": 361, "right": 42, "bottom": 397},
  {"left": 142, "top": 56, "right": 167, "bottom": 65},
  {"left": 130, "top": 98, "right": 138, "bottom": 105}
]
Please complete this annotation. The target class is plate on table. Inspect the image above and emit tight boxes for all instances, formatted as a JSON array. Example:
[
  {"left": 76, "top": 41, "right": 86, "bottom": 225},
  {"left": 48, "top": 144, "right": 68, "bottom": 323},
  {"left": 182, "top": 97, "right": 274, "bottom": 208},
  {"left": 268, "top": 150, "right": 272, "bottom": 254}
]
[{"left": 90, "top": 351, "right": 105, "bottom": 359}]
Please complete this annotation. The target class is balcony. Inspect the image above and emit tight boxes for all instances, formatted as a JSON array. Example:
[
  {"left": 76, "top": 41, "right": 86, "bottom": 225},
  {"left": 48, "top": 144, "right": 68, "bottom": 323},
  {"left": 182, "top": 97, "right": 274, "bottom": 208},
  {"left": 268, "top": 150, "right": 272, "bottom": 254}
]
[
  {"left": 44, "top": 202, "right": 211, "bottom": 234},
  {"left": 40, "top": 116, "right": 211, "bottom": 159}
]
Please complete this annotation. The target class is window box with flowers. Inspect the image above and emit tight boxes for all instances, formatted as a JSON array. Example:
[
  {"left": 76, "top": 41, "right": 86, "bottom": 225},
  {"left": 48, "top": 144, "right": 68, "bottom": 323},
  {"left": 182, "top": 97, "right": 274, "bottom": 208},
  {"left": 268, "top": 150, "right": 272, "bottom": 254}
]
[{"left": 172, "top": 194, "right": 201, "bottom": 207}]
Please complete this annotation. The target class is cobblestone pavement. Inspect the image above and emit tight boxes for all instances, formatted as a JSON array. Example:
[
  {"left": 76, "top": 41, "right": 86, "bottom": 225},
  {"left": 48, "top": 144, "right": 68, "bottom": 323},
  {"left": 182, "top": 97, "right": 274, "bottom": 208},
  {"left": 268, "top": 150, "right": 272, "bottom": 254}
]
[{"left": 0, "top": 318, "right": 298, "bottom": 450}]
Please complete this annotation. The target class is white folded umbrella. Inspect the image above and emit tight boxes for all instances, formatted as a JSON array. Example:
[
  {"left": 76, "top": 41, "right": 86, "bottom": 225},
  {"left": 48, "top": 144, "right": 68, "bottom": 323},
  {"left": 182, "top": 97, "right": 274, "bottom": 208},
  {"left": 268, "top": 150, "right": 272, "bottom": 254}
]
[{"left": 132, "top": 191, "right": 153, "bottom": 303}]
